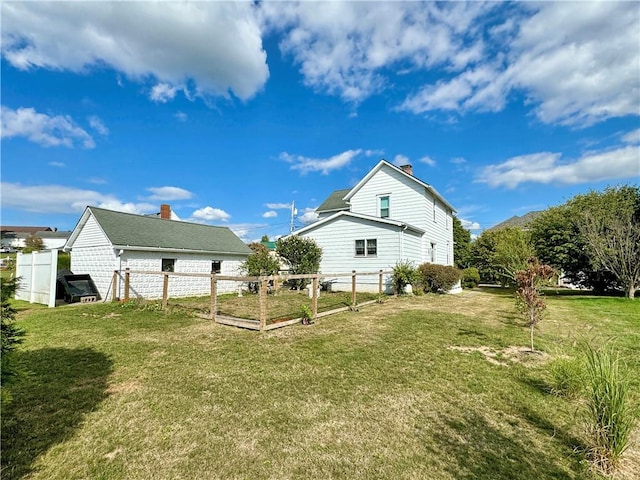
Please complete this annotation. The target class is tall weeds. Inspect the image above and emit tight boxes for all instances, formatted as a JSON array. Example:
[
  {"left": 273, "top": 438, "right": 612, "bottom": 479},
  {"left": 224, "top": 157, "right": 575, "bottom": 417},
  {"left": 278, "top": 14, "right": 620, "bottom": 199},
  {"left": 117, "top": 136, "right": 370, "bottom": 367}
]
[{"left": 583, "top": 343, "right": 636, "bottom": 474}]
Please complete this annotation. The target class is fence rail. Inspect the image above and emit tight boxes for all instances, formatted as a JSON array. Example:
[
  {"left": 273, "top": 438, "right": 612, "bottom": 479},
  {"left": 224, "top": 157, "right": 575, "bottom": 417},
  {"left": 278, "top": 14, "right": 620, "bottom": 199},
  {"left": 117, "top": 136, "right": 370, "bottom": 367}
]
[{"left": 114, "top": 269, "right": 393, "bottom": 331}]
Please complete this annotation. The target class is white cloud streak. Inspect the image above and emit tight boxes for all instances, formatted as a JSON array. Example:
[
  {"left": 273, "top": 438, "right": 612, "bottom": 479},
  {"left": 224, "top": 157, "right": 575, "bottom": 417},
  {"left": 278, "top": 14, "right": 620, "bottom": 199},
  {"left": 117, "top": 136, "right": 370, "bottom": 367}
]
[
  {"left": 1, "top": 106, "right": 95, "bottom": 148},
  {"left": 477, "top": 146, "right": 640, "bottom": 189},
  {"left": 146, "top": 186, "right": 193, "bottom": 201},
  {"left": 262, "top": 211, "right": 277, "bottom": 218},
  {"left": 88, "top": 115, "right": 109, "bottom": 135},
  {"left": 0, "top": 182, "right": 156, "bottom": 214},
  {"left": 150, "top": 83, "right": 177, "bottom": 103},
  {"left": 281, "top": 149, "right": 362, "bottom": 175}
]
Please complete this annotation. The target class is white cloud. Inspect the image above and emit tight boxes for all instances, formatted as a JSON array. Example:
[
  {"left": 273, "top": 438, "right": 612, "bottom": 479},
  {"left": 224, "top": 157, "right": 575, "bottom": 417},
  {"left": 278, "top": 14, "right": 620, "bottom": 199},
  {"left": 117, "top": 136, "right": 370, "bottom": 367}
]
[
  {"left": 263, "top": 2, "right": 492, "bottom": 103},
  {"left": 419, "top": 156, "right": 436, "bottom": 167},
  {"left": 146, "top": 186, "right": 193, "bottom": 201},
  {"left": 174, "top": 111, "right": 188, "bottom": 122},
  {"left": 459, "top": 218, "right": 481, "bottom": 231},
  {"left": 0, "top": 182, "right": 156, "bottom": 214},
  {"left": 1, "top": 2, "right": 269, "bottom": 101},
  {"left": 281, "top": 149, "right": 362, "bottom": 175},
  {"left": 477, "top": 146, "right": 640, "bottom": 189},
  {"left": 1, "top": 106, "right": 95, "bottom": 148},
  {"left": 451, "top": 157, "right": 467, "bottom": 164},
  {"left": 49, "top": 161, "right": 65, "bottom": 168},
  {"left": 262, "top": 211, "right": 277, "bottom": 218},
  {"left": 265, "top": 202, "right": 292, "bottom": 209},
  {"left": 399, "top": 2, "right": 640, "bottom": 127},
  {"left": 88, "top": 115, "right": 109, "bottom": 135},
  {"left": 622, "top": 128, "right": 640, "bottom": 145},
  {"left": 392, "top": 154, "right": 411, "bottom": 166},
  {"left": 150, "top": 83, "right": 178, "bottom": 103},
  {"left": 191, "top": 206, "right": 231, "bottom": 222},
  {"left": 298, "top": 208, "right": 319, "bottom": 225}
]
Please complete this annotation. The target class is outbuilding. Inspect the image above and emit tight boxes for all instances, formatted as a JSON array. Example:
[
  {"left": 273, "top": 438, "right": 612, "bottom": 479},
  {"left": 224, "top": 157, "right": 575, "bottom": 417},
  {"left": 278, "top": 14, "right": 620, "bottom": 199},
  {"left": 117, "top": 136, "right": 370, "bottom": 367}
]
[{"left": 64, "top": 205, "right": 251, "bottom": 300}]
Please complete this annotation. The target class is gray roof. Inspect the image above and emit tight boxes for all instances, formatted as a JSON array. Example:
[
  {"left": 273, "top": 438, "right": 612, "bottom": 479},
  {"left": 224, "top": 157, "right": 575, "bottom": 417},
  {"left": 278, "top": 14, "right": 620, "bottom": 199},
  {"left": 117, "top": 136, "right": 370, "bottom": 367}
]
[
  {"left": 489, "top": 211, "right": 543, "bottom": 231},
  {"left": 75, "top": 207, "right": 251, "bottom": 255},
  {"left": 316, "top": 188, "right": 351, "bottom": 213}
]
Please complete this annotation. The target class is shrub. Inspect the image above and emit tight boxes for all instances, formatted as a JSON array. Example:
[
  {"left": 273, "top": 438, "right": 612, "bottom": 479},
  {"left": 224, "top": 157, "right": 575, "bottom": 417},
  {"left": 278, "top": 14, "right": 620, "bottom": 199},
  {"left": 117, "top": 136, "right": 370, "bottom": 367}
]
[
  {"left": 462, "top": 267, "right": 480, "bottom": 289},
  {"left": 276, "top": 236, "right": 322, "bottom": 290},
  {"left": 392, "top": 260, "right": 417, "bottom": 294},
  {"left": 417, "top": 263, "right": 461, "bottom": 293},
  {"left": 583, "top": 343, "right": 636, "bottom": 474},
  {"left": 1, "top": 276, "right": 25, "bottom": 405},
  {"left": 548, "top": 357, "right": 585, "bottom": 398}
]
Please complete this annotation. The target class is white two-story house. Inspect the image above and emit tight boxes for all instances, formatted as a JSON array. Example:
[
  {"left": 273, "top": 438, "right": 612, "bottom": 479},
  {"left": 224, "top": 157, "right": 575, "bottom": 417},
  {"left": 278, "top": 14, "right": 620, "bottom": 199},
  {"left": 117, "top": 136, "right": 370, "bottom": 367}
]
[{"left": 293, "top": 159, "right": 458, "bottom": 293}]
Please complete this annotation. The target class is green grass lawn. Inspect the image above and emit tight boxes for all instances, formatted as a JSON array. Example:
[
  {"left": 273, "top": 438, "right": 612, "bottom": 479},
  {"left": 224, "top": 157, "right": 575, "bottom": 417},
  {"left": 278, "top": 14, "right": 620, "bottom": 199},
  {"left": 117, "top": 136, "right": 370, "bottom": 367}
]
[{"left": 2, "top": 288, "right": 638, "bottom": 479}]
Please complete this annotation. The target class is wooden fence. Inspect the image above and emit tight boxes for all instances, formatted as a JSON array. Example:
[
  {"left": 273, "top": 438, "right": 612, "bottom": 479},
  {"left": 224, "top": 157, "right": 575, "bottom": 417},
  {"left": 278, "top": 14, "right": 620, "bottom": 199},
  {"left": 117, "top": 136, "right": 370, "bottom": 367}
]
[{"left": 113, "top": 269, "right": 393, "bottom": 331}]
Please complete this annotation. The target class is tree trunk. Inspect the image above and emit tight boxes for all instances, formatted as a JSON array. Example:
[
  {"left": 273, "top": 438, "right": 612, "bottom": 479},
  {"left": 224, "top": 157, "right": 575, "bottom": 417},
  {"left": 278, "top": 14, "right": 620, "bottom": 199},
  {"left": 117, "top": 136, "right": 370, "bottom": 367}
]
[
  {"left": 530, "top": 324, "right": 535, "bottom": 352},
  {"left": 628, "top": 284, "right": 637, "bottom": 300}
]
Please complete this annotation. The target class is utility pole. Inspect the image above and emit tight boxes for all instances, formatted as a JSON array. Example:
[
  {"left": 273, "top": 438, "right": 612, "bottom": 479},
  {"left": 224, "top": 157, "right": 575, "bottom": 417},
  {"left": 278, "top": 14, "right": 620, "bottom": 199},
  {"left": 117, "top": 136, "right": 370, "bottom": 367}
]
[{"left": 290, "top": 201, "right": 296, "bottom": 234}]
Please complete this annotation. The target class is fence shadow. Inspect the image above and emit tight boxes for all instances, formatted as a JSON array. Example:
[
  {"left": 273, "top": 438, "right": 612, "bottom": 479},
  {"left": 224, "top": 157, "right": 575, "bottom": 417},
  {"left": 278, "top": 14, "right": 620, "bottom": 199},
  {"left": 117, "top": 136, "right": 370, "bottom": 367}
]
[{"left": 1, "top": 347, "right": 113, "bottom": 479}]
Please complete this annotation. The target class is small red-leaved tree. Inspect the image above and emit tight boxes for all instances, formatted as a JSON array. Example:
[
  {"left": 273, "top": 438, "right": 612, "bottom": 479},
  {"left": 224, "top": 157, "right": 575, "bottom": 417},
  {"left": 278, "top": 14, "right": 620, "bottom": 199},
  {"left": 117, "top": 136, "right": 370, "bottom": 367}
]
[{"left": 515, "top": 258, "right": 555, "bottom": 352}]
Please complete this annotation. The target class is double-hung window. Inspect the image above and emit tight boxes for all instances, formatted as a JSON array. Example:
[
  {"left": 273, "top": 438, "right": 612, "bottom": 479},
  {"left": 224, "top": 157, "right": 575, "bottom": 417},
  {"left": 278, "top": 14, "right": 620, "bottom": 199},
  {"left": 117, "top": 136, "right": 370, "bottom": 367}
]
[
  {"left": 379, "top": 196, "right": 390, "bottom": 218},
  {"left": 355, "top": 239, "right": 377, "bottom": 257}
]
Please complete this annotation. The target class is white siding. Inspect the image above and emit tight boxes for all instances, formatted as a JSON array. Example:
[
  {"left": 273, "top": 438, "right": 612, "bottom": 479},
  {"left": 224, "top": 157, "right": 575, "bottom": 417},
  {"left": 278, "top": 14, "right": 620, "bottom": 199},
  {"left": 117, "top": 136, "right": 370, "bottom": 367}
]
[
  {"left": 299, "top": 215, "right": 422, "bottom": 293},
  {"left": 71, "top": 245, "right": 117, "bottom": 300},
  {"left": 72, "top": 216, "right": 111, "bottom": 248},
  {"left": 348, "top": 164, "right": 454, "bottom": 266},
  {"left": 121, "top": 252, "right": 245, "bottom": 300}
]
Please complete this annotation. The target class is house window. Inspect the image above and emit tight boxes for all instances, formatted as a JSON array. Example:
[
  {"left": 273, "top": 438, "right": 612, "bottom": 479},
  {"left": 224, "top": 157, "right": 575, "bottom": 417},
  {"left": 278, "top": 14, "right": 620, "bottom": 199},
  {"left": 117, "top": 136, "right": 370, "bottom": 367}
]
[
  {"left": 430, "top": 243, "right": 436, "bottom": 263},
  {"left": 355, "top": 239, "right": 377, "bottom": 257},
  {"left": 162, "top": 258, "right": 175, "bottom": 272},
  {"left": 367, "top": 239, "right": 377, "bottom": 256},
  {"left": 211, "top": 260, "right": 222, "bottom": 274},
  {"left": 379, "top": 196, "right": 390, "bottom": 218}
]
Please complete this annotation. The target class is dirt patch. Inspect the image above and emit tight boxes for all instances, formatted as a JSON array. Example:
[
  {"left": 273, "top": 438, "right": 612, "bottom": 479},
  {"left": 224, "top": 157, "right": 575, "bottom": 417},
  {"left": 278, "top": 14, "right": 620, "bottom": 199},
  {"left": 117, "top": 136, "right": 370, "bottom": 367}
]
[
  {"left": 449, "top": 345, "right": 550, "bottom": 366},
  {"left": 107, "top": 379, "right": 141, "bottom": 395}
]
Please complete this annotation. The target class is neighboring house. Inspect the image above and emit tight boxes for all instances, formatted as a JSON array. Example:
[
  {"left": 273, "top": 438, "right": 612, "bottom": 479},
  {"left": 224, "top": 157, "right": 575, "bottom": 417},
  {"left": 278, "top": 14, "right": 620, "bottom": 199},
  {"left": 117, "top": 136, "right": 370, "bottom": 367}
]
[
  {"left": 1, "top": 226, "right": 69, "bottom": 250},
  {"left": 64, "top": 206, "right": 252, "bottom": 300},
  {"left": 293, "top": 160, "right": 458, "bottom": 293}
]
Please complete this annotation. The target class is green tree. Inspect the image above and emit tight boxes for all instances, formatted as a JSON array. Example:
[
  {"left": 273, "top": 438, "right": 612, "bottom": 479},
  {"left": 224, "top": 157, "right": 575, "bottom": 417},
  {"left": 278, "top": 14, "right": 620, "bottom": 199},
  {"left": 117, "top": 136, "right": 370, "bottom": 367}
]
[
  {"left": 241, "top": 242, "right": 280, "bottom": 277},
  {"left": 1, "top": 277, "right": 25, "bottom": 405},
  {"left": 452, "top": 216, "right": 472, "bottom": 269},
  {"left": 471, "top": 227, "right": 534, "bottom": 285},
  {"left": 276, "top": 236, "right": 322, "bottom": 289},
  {"left": 261, "top": 235, "right": 269, "bottom": 242},
  {"left": 23, "top": 234, "right": 44, "bottom": 253},
  {"left": 530, "top": 185, "right": 639, "bottom": 295}
]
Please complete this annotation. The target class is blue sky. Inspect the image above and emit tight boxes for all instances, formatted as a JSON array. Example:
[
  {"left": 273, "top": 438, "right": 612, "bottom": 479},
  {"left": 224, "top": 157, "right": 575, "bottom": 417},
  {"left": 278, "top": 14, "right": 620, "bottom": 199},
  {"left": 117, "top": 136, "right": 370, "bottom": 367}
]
[{"left": 1, "top": 1, "right": 639, "bottom": 242}]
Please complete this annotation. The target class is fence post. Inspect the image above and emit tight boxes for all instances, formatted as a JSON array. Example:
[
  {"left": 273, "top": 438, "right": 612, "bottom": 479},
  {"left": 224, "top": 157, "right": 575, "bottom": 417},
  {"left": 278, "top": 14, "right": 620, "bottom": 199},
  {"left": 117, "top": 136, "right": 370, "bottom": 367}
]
[
  {"left": 112, "top": 271, "right": 118, "bottom": 302},
  {"left": 312, "top": 275, "right": 318, "bottom": 319},
  {"left": 259, "top": 277, "right": 268, "bottom": 331},
  {"left": 124, "top": 268, "right": 130, "bottom": 302},
  {"left": 162, "top": 272, "right": 169, "bottom": 309},
  {"left": 378, "top": 269, "right": 383, "bottom": 299},
  {"left": 210, "top": 274, "right": 217, "bottom": 321},
  {"left": 351, "top": 270, "right": 357, "bottom": 308}
]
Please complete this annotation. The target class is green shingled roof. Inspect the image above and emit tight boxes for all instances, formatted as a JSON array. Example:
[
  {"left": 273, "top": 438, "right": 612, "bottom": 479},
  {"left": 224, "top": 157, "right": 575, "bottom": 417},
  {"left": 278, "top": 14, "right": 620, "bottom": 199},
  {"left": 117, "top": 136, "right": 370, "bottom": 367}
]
[
  {"left": 88, "top": 207, "right": 252, "bottom": 255},
  {"left": 316, "top": 188, "right": 351, "bottom": 213}
]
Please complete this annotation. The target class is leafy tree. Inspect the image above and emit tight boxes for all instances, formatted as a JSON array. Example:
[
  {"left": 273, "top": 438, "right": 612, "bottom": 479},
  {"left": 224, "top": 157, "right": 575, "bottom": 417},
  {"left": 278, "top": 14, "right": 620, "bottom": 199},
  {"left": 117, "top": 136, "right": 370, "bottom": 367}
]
[
  {"left": 471, "top": 227, "right": 534, "bottom": 285},
  {"left": 276, "top": 236, "right": 322, "bottom": 289},
  {"left": 261, "top": 235, "right": 270, "bottom": 242},
  {"left": 530, "top": 185, "right": 639, "bottom": 295},
  {"left": 241, "top": 242, "right": 280, "bottom": 277},
  {"left": 1, "top": 276, "right": 25, "bottom": 405},
  {"left": 514, "top": 258, "right": 555, "bottom": 352},
  {"left": 452, "top": 216, "right": 472, "bottom": 269},
  {"left": 23, "top": 234, "right": 44, "bottom": 253}
]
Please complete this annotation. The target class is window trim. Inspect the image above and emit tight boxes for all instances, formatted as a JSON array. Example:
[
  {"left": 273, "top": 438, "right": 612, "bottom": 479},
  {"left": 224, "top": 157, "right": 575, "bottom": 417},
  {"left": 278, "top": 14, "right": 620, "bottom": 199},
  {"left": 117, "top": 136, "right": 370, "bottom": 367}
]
[{"left": 355, "top": 238, "right": 377, "bottom": 257}]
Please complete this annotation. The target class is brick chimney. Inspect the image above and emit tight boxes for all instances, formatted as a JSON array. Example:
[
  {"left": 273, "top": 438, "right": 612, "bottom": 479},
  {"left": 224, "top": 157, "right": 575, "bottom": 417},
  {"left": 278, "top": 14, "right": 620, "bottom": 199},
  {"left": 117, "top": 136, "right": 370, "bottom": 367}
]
[
  {"left": 160, "top": 204, "right": 171, "bottom": 219},
  {"left": 399, "top": 164, "right": 413, "bottom": 176}
]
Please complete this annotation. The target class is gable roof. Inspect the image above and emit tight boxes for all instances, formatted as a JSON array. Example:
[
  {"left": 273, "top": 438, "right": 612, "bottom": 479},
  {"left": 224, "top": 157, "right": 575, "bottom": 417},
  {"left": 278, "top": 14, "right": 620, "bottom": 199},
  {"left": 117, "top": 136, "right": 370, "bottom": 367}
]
[
  {"left": 1, "top": 226, "right": 52, "bottom": 235},
  {"left": 294, "top": 211, "right": 425, "bottom": 236},
  {"left": 316, "top": 188, "right": 351, "bottom": 214},
  {"left": 489, "top": 211, "right": 543, "bottom": 231},
  {"left": 66, "top": 207, "right": 251, "bottom": 255},
  {"left": 343, "top": 159, "right": 456, "bottom": 212}
]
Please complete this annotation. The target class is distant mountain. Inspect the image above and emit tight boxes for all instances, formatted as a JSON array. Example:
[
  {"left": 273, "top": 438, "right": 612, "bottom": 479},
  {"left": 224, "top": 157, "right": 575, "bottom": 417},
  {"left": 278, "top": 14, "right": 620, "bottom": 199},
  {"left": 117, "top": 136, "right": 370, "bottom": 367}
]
[{"left": 488, "top": 211, "right": 543, "bottom": 231}]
